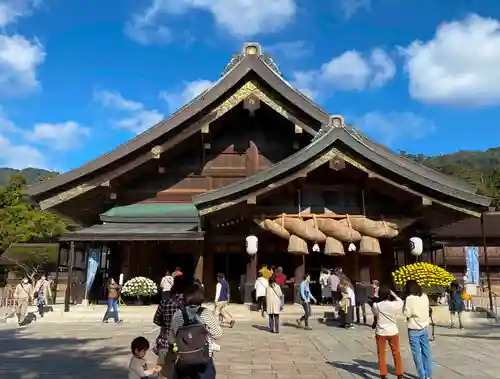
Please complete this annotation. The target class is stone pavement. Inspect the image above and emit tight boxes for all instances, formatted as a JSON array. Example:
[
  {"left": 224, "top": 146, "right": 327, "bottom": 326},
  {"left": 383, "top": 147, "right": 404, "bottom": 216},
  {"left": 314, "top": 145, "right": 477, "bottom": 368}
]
[{"left": 0, "top": 318, "right": 500, "bottom": 379}]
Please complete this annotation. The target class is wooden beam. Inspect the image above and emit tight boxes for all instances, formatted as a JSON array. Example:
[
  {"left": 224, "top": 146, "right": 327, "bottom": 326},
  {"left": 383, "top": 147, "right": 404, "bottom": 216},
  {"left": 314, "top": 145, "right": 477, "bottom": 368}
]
[{"left": 247, "top": 196, "right": 257, "bottom": 204}]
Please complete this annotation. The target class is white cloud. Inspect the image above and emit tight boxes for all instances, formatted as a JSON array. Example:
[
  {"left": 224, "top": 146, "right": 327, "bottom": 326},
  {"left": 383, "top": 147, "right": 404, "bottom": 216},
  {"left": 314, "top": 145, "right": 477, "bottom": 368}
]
[
  {"left": 27, "top": 121, "right": 91, "bottom": 150},
  {"left": 126, "top": 0, "right": 296, "bottom": 44},
  {"left": 266, "top": 41, "right": 312, "bottom": 60},
  {"left": 401, "top": 14, "right": 500, "bottom": 107},
  {"left": 0, "top": 134, "right": 46, "bottom": 168},
  {"left": 0, "top": 0, "right": 41, "bottom": 28},
  {"left": 0, "top": 34, "right": 45, "bottom": 96},
  {"left": 338, "top": 0, "right": 370, "bottom": 19},
  {"left": 94, "top": 89, "right": 164, "bottom": 134},
  {"left": 355, "top": 111, "right": 435, "bottom": 145},
  {"left": 292, "top": 48, "right": 395, "bottom": 99},
  {"left": 160, "top": 79, "right": 214, "bottom": 112}
]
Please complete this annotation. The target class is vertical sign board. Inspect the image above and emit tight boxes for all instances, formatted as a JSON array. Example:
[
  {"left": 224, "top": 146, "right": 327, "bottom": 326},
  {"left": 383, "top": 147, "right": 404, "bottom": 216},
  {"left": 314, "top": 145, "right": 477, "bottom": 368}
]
[
  {"left": 466, "top": 246, "right": 480, "bottom": 285},
  {"left": 85, "top": 247, "right": 101, "bottom": 299}
]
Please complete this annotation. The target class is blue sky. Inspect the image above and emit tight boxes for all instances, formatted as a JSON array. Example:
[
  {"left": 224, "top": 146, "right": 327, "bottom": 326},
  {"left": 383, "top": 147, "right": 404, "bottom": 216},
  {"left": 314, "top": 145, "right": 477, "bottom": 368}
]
[{"left": 2, "top": 0, "right": 500, "bottom": 171}]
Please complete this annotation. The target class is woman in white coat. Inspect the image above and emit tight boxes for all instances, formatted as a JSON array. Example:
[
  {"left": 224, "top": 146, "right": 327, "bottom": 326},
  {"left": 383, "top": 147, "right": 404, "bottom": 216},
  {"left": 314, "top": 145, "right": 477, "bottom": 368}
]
[
  {"left": 254, "top": 272, "right": 269, "bottom": 317},
  {"left": 266, "top": 275, "right": 283, "bottom": 333}
]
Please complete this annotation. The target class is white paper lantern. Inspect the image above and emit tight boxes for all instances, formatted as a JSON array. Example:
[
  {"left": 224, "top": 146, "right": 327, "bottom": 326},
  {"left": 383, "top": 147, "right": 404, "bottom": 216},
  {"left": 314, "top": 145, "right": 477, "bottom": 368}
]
[
  {"left": 348, "top": 242, "right": 357, "bottom": 252},
  {"left": 312, "top": 243, "right": 320, "bottom": 252},
  {"left": 409, "top": 237, "right": 423, "bottom": 257},
  {"left": 246, "top": 235, "right": 258, "bottom": 255},
  {"left": 119, "top": 273, "right": 124, "bottom": 285}
]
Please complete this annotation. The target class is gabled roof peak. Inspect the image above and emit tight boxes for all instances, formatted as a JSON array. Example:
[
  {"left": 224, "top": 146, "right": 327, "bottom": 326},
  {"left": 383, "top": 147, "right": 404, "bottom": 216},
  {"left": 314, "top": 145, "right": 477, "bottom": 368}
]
[{"left": 222, "top": 42, "right": 282, "bottom": 77}]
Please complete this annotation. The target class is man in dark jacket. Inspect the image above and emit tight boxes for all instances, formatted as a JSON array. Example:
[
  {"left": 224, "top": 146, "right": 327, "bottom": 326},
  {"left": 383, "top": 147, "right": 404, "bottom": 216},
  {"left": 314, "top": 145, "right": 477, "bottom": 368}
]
[{"left": 354, "top": 281, "right": 369, "bottom": 324}]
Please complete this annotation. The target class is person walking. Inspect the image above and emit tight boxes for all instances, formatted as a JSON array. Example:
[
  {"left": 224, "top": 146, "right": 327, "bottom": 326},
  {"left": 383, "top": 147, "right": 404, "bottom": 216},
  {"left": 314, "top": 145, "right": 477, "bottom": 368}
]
[
  {"left": 160, "top": 270, "right": 174, "bottom": 301},
  {"left": 403, "top": 280, "right": 433, "bottom": 379},
  {"left": 372, "top": 286, "right": 404, "bottom": 379},
  {"left": 254, "top": 272, "right": 268, "bottom": 317},
  {"left": 102, "top": 278, "right": 122, "bottom": 324},
  {"left": 447, "top": 280, "right": 464, "bottom": 329},
  {"left": 13, "top": 277, "right": 33, "bottom": 325},
  {"left": 169, "top": 284, "right": 223, "bottom": 379},
  {"left": 214, "top": 273, "right": 235, "bottom": 328},
  {"left": 34, "top": 275, "right": 52, "bottom": 318},
  {"left": 266, "top": 275, "right": 283, "bottom": 333},
  {"left": 329, "top": 269, "right": 340, "bottom": 318},
  {"left": 154, "top": 275, "right": 191, "bottom": 378},
  {"left": 297, "top": 274, "right": 316, "bottom": 330}
]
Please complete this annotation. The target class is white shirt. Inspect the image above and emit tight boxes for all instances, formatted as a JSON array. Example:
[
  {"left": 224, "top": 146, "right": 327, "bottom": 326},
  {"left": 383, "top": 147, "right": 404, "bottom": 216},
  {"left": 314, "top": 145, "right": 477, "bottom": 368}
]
[
  {"left": 345, "top": 286, "right": 355, "bottom": 305},
  {"left": 160, "top": 275, "right": 173, "bottom": 291},
  {"left": 403, "top": 294, "right": 430, "bottom": 330},
  {"left": 319, "top": 273, "right": 329, "bottom": 288},
  {"left": 214, "top": 282, "right": 222, "bottom": 302},
  {"left": 128, "top": 356, "right": 155, "bottom": 379},
  {"left": 372, "top": 294, "right": 404, "bottom": 336},
  {"left": 329, "top": 274, "right": 340, "bottom": 291},
  {"left": 254, "top": 277, "right": 269, "bottom": 298}
]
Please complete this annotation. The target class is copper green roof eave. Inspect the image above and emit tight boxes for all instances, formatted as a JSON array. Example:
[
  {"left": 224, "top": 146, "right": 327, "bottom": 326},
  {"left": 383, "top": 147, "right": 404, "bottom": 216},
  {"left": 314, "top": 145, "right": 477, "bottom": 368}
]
[
  {"left": 99, "top": 203, "right": 199, "bottom": 223},
  {"left": 192, "top": 127, "right": 491, "bottom": 210}
]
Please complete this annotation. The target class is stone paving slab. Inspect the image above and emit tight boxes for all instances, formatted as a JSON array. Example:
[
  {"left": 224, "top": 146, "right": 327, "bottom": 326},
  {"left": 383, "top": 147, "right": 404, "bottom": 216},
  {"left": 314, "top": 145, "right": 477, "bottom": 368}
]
[{"left": 1, "top": 319, "right": 500, "bottom": 378}]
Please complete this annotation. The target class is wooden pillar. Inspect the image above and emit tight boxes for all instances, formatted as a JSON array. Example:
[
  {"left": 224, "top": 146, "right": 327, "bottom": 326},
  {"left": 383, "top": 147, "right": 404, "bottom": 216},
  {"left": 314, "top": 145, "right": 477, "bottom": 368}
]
[
  {"left": 293, "top": 254, "right": 305, "bottom": 303},
  {"left": 64, "top": 241, "right": 75, "bottom": 312},
  {"left": 194, "top": 242, "right": 204, "bottom": 282},
  {"left": 53, "top": 242, "right": 62, "bottom": 305},
  {"left": 244, "top": 253, "right": 257, "bottom": 303},
  {"left": 203, "top": 247, "right": 215, "bottom": 299}
]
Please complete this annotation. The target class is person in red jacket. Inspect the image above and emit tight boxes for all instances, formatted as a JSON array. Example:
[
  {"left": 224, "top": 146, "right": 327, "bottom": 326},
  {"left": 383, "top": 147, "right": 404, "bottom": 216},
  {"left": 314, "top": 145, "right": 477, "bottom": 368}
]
[{"left": 274, "top": 267, "right": 287, "bottom": 310}]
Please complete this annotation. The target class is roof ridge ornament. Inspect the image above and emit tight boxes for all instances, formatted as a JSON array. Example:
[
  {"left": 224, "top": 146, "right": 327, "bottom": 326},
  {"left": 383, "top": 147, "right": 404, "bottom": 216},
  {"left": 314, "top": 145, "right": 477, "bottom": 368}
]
[
  {"left": 222, "top": 42, "right": 282, "bottom": 77},
  {"left": 328, "top": 115, "right": 344, "bottom": 128}
]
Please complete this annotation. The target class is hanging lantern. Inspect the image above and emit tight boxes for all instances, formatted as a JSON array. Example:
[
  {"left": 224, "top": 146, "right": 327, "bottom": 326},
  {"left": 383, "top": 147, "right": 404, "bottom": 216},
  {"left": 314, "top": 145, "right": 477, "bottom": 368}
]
[
  {"left": 348, "top": 242, "right": 357, "bottom": 252},
  {"left": 246, "top": 235, "right": 258, "bottom": 255},
  {"left": 409, "top": 237, "right": 423, "bottom": 257},
  {"left": 312, "top": 243, "right": 320, "bottom": 252}
]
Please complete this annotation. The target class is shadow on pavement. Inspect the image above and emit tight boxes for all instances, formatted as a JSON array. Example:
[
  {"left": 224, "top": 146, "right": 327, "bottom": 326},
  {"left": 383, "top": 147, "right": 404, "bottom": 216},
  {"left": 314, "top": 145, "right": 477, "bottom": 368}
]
[
  {"left": 0, "top": 327, "right": 129, "bottom": 378},
  {"left": 251, "top": 324, "right": 270, "bottom": 332},
  {"left": 328, "top": 359, "right": 419, "bottom": 379}
]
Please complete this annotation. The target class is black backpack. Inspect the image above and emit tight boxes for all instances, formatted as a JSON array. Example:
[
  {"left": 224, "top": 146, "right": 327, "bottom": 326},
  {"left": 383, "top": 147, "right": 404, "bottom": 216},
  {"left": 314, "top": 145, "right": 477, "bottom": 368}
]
[{"left": 174, "top": 306, "right": 210, "bottom": 373}]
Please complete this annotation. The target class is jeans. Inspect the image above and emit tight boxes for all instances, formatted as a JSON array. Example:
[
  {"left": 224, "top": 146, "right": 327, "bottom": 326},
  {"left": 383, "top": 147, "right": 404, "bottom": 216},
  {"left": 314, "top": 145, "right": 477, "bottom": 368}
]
[
  {"left": 300, "top": 302, "right": 312, "bottom": 327},
  {"left": 269, "top": 314, "right": 280, "bottom": 333},
  {"left": 174, "top": 357, "right": 216, "bottom": 379},
  {"left": 408, "top": 328, "right": 433, "bottom": 378},
  {"left": 103, "top": 298, "right": 119, "bottom": 323},
  {"left": 162, "top": 290, "right": 171, "bottom": 301}
]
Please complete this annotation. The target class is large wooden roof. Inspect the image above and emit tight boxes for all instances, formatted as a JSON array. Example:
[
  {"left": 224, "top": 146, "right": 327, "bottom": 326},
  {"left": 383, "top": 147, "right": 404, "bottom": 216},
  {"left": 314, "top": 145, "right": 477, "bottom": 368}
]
[{"left": 27, "top": 42, "right": 489, "bottom": 213}]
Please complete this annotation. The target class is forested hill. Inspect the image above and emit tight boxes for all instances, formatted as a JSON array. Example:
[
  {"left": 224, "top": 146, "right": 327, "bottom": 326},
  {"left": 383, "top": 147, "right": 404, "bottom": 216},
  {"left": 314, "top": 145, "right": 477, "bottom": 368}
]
[
  {"left": 1, "top": 146, "right": 499, "bottom": 206},
  {"left": 0, "top": 168, "right": 58, "bottom": 187},
  {"left": 399, "top": 147, "right": 500, "bottom": 206}
]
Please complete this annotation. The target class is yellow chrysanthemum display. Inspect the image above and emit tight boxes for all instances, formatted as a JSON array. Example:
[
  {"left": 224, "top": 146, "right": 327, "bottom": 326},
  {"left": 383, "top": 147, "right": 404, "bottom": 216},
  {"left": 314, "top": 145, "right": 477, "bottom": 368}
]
[{"left": 392, "top": 262, "right": 455, "bottom": 290}]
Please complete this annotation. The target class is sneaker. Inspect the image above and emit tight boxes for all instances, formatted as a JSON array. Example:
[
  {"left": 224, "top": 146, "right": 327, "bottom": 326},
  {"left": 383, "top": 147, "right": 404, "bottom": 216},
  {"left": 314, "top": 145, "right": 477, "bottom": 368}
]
[
  {"left": 116, "top": 319, "right": 123, "bottom": 324},
  {"left": 304, "top": 326, "right": 312, "bottom": 330},
  {"left": 229, "top": 320, "right": 235, "bottom": 328},
  {"left": 296, "top": 319, "right": 302, "bottom": 327}
]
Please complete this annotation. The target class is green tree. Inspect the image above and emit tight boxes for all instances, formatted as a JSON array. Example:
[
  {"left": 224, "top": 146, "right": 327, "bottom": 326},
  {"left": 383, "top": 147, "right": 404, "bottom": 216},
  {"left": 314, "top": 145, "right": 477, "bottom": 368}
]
[{"left": 0, "top": 174, "right": 71, "bottom": 278}]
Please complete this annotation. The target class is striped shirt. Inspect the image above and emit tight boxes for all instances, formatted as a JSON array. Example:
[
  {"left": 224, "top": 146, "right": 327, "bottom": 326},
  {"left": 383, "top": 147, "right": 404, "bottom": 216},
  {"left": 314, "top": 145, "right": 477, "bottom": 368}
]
[{"left": 168, "top": 306, "right": 223, "bottom": 355}]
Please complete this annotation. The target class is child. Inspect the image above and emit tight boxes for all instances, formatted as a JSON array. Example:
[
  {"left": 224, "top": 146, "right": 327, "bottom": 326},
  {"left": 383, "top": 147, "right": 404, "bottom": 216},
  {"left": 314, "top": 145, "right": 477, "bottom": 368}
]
[{"left": 129, "top": 336, "right": 161, "bottom": 379}]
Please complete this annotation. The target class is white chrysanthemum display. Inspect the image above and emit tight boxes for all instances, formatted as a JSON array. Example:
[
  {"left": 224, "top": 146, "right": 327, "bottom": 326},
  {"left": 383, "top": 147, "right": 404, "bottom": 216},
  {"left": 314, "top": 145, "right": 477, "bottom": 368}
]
[{"left": 121, "top": 276, "right": 158, "bottom": 298}]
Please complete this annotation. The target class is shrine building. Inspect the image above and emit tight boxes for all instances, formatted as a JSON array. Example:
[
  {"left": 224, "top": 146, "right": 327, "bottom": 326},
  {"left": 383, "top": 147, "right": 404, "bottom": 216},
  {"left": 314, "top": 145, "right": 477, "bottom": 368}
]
[{"left": 26, "top": 43, "right": 492, "bottom": 303}]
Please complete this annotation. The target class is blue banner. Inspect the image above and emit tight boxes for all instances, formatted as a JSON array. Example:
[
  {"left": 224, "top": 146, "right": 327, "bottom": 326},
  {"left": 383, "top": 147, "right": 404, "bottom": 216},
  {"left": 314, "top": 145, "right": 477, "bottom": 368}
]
[
  {"left": 466, "top": 246, "right": 480, "bottom": 285},
  {"left": 85, "top": 248, "right": 101, "bottom": 297}
]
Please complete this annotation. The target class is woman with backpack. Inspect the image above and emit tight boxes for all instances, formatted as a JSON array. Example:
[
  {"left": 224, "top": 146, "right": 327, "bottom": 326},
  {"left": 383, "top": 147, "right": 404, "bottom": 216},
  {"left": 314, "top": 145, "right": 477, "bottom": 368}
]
[
  {"left": 403, "top": 280, "right": 433, "bottom": 379},
  {"left": 169, "top": 284, "right": 223, "bottom": 379}
]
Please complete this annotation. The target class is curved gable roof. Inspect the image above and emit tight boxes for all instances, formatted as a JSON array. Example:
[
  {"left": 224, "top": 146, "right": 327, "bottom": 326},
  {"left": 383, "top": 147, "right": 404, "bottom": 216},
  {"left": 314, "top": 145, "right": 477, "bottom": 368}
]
[
  {"left": 193, "top": 126, "right": 491, "bottom": 210},
  {"left": 27, "top": 42, "right": 480, "bottom": 201}
]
